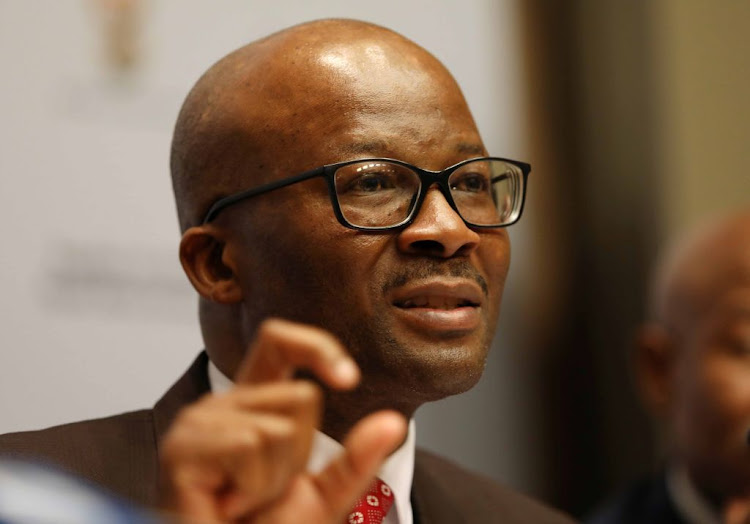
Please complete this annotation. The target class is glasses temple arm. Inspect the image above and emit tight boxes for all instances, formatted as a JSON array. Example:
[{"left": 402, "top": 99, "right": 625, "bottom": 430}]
[{"left": 202, "top": 166, "right": 326, "bottom": 223}]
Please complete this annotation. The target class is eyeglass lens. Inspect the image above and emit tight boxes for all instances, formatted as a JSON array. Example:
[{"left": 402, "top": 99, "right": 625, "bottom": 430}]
[{"left": 332, "top": 159, "right": 524, "bottom": 228}]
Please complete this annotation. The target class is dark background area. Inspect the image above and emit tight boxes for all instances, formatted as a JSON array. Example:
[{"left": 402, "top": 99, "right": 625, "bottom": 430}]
[{"left": 518, "top": 1, "right": 749, "bottom": 517}]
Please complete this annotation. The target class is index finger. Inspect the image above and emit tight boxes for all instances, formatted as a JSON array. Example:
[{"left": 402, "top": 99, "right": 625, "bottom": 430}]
[{"left": 235, "top": 318, "right": 360, "bottom": 389}]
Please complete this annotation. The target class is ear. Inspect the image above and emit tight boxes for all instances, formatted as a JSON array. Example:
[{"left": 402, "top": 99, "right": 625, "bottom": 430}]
[
  {"left": 179, "top": 225, "right": 243, "bottom": 304},
  {"left": 634, "top": 323, "right": 677, "bottom": 418}
]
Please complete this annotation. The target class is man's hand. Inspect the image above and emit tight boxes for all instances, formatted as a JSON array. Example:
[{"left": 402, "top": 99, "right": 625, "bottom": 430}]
[{"left": 159, "top": 318, "right": 407, "bottom": 523}]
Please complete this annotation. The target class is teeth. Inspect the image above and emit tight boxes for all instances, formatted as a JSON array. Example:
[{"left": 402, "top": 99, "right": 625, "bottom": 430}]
[{"left": 400, "top": 297, "right": 473, "bottom": 309}]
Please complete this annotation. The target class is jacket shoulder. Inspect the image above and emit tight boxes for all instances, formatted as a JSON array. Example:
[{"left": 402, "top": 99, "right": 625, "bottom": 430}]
[
  {"left": 414, "top": 448, "right": 577, "bottom": 523},
  {"left": 0, "top": 353, "right": 210, "bottom": 507},
  {"left": 0, "top": 410, "right": 158, "bottom": 505}
]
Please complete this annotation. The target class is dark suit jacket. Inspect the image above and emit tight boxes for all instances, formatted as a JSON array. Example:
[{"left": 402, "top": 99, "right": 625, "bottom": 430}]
[
  {"left": 0, "top": 353, "right": 575, "bottom": 523},
  {"left": 586, "top": 474, "right": 685, "bottom": 524}
]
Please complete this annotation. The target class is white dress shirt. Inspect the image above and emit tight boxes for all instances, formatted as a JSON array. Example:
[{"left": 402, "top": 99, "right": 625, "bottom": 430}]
[{"left": 208, "top": 361, "right": 415, "bottom": 524}]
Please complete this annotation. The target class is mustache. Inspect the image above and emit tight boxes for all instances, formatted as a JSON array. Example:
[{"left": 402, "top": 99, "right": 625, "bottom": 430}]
[{"left": 381, "top": 259, "right": 489, "bottom": 297}]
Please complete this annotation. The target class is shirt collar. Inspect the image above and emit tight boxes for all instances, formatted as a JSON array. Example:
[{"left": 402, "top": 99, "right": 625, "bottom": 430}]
[
  {"left": 666, "top": 463, "right": 721, "bottom": 524},
  {"left": 207, "top": 359, "right": 415, "bottom": 524}
]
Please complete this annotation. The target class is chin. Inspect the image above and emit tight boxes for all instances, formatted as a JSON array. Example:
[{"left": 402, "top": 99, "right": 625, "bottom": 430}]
[
  {"left": 390, "top": 339, "right": 490, "bottom": 401},
  {"left": 339, "top": 315, "right": 492, "bottom": 401},
  {"left": 416, "top": 365, "right": 485, "bottom": 401}
]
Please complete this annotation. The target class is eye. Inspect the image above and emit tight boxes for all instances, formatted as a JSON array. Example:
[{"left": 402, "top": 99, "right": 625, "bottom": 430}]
[
  {"left": 716, "top": 320, "right": 750, "bottom": 357},
  {"left": 451, "top": 172, "right": 490, "bottom": 193},
  {"left": 337, "top": 163, "right": 405, "bottom": 195},
  {"left": 728, "top": 331, "right": 750, "bottom": 356},
  {"left": 351, "top": 172, "right": 397, "bottom": 192}
]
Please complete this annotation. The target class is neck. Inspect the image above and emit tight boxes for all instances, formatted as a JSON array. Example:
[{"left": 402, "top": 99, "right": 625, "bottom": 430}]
[
  {"left": 200, "top": 300, "right": 252, "bottom": 380},
  {"left": 320, "top": 385, "right": 418, "bottom": 443}
]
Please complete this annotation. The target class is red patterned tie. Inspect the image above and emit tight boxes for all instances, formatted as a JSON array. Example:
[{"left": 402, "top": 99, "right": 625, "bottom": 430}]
[{"left": 345, "top": 478, "right": 394, "bottom": 524}]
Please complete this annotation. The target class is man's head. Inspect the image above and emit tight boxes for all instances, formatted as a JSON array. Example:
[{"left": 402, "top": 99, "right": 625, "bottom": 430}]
[
  {"left": 171, "top": 19, "right": 514, "bottom": 436},
  {"left": 636, "top": 210, "right": 750, "bottom": 504}
]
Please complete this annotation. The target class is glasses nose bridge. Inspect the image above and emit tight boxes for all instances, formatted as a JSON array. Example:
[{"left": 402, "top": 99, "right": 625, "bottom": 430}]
[
  {"left": 411, "top": 166, "right": 461, "bottom": 221},
  {"left": 416, "top": 166, "right": 453, "bottom": 196}
]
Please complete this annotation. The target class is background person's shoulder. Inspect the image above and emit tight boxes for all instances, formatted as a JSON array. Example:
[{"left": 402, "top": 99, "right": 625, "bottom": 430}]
[{"left": 584, "top": 474, "right": 682, "bottom": 524}]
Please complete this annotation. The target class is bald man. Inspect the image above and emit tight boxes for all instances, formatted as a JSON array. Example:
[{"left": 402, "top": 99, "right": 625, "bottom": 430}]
[
  {"left": 0, "top": 20, "right": 573, "bottom": 523},
  {"left": 588, "top": 210, "right": 750, "bottom": 524}
]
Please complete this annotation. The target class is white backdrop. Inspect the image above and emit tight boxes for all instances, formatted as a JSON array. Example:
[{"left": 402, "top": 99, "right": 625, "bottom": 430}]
[{"left": 0, "top": 0, "right": 537, "bottom": 492}]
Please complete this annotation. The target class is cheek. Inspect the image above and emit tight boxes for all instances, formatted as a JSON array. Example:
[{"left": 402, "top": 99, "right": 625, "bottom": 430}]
[
  {"left": 705, "top": 357, "right": 750, "bottom": 429},
  {"left": 309, "top": 232, "right": 388, "bottom": 302},
  {"left": 238, "top": 203, "right": 388, "bottom": 322},
  {"left": 479, "top": 231, "right": 511, "bottom": 305},
  {"left": 679, "top": 353, "right": 750, "bottom": 446}
]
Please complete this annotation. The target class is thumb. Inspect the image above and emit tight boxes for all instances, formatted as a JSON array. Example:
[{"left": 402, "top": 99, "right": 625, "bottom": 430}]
[{"left": 313, "top": 411, "right": 407, "bottom": 520}]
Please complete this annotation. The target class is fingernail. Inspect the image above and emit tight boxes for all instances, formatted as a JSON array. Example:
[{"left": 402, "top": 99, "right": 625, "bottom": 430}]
[{"left": 335, "top": 359, "right": 359, "bottom": 383}]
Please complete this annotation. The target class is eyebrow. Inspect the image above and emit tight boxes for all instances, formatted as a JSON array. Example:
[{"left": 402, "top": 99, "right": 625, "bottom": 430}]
[
  {"left": 456, "top": 142, "right": 486, "bottom": 156},
  {"left": 344, "top": 141, "right": 390, "bottom": 156},
  {"left": 718, "top": 303, "right": 750, "bottom": 321},
  {"left": 343, "top": 141, "right": 486, "bottom": 157},
  {"left": 732, "top": 306, "right": 750, "bottom": 318}
]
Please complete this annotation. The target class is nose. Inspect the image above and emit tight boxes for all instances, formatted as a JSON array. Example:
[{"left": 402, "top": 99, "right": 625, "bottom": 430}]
[{"left": 397, "top": 186, "right": 480, "bottom": 258}]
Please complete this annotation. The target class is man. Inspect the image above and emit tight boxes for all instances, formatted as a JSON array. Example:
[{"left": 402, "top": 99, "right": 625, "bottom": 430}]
[
  {"left": 588, "top": 210, "right": 750, "bottom": 524},
  {"left": 1, "top": 19, "right": 573, "bottom": 523}
]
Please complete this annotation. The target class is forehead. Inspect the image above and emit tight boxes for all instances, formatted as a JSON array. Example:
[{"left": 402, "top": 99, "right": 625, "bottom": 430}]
[
  {"left": 712, "top": 281, "right": 750, "bottom": 322},
  {"left": 224, "top": 36, "right": 481, "bottom": 177},
  {"left": 682, "top": 247, "right": 750, "bottom": 342},
  {"left": 703, "top": 239, "right": 750, "bottom": 304}
]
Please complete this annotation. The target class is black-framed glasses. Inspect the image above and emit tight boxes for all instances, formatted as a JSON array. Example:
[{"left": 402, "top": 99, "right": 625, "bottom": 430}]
[{"left": 202, "top": 156, "right": 531, "bottom": 231}]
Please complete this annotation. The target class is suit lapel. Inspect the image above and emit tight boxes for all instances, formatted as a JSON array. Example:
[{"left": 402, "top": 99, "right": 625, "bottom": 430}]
[{"left": 411, "top": 451, "right": 466, "bottom": 524}]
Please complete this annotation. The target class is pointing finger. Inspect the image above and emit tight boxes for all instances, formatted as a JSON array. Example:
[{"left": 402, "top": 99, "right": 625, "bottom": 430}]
[{"left": 235, "top": 318, "right": 359, "bottom": 389}]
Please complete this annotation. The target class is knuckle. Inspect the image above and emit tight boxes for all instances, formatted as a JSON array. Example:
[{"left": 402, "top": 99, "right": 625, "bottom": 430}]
[
  {"left": 292, "top": 380, "right": 322, "bottom": 405},
  {"left": 166, "top": 405, "right": 203, "bottom": 440},
  {"left": 257, "top": 317, "right": 284, "bottom": 341},
  {"left": 265, "top": 419, "right": 297, "bottom": 446},
  {"left": 160, "top": 425, "right": 196, "bottom": 465},
  {"left": 174, "top": 404, "right": 206, "bottom": 429},
  {"left": 229, "top": 430, "right": 261, "bottom": 455},
  {"left": 175, "top": 392, "right": 221, "bottom": 423}
]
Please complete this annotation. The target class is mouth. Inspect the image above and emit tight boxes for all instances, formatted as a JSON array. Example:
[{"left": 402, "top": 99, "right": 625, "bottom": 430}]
[
  {"left": 395, "top": 296, "right": 480, "bottom": 309},
  {"left": 390, "top": 280, "right": 484, "bottom": 334}
]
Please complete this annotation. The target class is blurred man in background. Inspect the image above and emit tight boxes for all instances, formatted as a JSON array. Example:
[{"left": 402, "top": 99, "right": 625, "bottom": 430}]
[{"left": 589, "top": 210, "right": 750, "bottom": 524}]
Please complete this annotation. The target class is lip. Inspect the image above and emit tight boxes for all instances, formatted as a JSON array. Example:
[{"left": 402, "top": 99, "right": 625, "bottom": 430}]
[{"left": 389, "top": 280, "right": 484, "bottom": 334}]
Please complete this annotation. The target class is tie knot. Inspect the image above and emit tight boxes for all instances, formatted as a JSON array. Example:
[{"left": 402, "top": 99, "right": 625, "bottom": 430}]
[{"left": 346, "top": 478, "right": 394, "bottom": 524}]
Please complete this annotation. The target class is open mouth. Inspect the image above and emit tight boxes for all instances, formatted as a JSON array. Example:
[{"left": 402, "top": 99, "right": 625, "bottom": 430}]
[
  {"left": 390, "top": 280, "right": 483, "bottom": 309},
  {"left": 388, "top": 280, "right": 484, "bottom": 333},
  {"left": 395, "top": 296, "right": 479, "bottom": 309}
]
